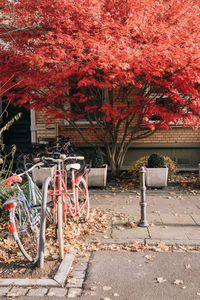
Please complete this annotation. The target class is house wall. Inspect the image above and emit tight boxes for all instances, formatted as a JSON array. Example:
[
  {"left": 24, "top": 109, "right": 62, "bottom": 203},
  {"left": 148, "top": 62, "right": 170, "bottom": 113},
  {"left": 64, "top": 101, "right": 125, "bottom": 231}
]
[{"left": 35, "top": 111, "right": 200, "bottom": 169}]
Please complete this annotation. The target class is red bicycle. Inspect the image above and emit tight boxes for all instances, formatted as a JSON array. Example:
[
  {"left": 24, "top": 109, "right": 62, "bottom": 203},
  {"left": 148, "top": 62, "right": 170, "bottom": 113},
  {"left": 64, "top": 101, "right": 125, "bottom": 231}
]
[{"left": 38, "top": 154, "right": 89, "bottom": 264}]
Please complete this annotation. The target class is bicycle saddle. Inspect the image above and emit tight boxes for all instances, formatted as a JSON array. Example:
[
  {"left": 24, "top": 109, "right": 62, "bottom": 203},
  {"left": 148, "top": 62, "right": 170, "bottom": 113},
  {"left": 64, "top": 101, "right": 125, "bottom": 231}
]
[{"left": 66, "top": 163, "right": 81, "bottom": 171}]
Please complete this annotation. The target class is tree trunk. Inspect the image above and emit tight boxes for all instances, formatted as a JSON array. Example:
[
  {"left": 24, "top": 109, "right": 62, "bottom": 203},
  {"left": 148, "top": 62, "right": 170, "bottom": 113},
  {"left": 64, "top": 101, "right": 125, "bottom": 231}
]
[{"left": 105, "top": 144, "right": 128, "bottom": 178}]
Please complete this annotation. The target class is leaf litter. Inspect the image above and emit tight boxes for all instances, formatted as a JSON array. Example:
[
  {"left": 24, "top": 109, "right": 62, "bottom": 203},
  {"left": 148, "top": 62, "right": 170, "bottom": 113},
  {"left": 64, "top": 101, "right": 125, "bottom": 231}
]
[{"left": 1, "top": 207, "right": 200, "bottom": 279}]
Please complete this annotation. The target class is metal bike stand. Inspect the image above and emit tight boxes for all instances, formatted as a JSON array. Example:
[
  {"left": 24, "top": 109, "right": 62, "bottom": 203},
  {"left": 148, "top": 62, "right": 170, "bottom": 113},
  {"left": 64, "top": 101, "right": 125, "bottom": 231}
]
[
  {"left": 138, "top": 166, "right": 149, "bottom": 227},
  {"left": 38, "top": 176, "right": 52, "bottom": 269}
]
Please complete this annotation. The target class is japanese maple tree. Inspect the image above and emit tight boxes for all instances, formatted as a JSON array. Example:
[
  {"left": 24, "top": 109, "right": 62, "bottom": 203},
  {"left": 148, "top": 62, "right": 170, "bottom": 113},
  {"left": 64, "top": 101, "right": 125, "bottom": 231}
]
[{"left": 0, "top": 0, "right": 200, "bottom": 175}]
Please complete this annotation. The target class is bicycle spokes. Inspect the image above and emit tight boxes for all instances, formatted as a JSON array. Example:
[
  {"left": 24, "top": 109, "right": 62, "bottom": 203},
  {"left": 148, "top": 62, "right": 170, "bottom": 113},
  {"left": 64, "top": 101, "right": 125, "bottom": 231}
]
[{"left": 76, "top": 178, "right": 89, "bottom": 222}]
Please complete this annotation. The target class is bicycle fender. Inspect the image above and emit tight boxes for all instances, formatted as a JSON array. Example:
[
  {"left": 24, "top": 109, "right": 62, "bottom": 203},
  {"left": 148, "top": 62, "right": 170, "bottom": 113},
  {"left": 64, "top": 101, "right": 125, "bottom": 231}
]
[{"left": 5, "top": 175, "right": 22, "bottom": 187}]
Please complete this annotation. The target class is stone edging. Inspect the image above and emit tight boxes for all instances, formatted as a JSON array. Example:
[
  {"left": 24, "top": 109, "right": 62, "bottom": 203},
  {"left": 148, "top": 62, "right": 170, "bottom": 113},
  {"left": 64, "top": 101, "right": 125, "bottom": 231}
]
[{"left": 0, "top": 252, "right": 75, "bottom": 287}]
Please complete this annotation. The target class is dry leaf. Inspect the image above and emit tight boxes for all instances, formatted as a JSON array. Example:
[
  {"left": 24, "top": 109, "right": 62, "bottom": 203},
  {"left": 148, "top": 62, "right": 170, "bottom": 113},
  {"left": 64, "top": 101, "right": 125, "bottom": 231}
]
[
  {"left": 156, "top": 277, "right": 167, "bottom": 283},
  {"left": 185, "top": 264, "right": 191, "bottom": 270},
  {"left": 157, "top": 242, "right": 169, "bottom": 251},
  {"left": 174, "top": 279, "right": 183, "bottom": 285},
  {"left": 145, "top": 254, "right": 153, "bottom": 262},
  {"left": 103, "top": 235, "right": 109, "bottom": 239},
  {"left": 124, "top": 221, "right": 136, "bottom": 228},
  {"left": 116, "top": 226, "right": 125, "bottom": 231},
  {"left": 103, "top": 286, "right": 112, "bottom": 291}
]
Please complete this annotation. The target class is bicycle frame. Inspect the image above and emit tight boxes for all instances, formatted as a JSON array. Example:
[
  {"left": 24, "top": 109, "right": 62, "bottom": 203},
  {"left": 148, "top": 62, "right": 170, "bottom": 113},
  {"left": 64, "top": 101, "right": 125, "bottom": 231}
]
[
  {"left": 45, "top": 156, "right": 88, "bottom": 223},
  {"left": 5, "top": 174, "right": 41, "bottom": 233},
  {"left": 4, "top": 162, "right": 43, "bottom": 230}
]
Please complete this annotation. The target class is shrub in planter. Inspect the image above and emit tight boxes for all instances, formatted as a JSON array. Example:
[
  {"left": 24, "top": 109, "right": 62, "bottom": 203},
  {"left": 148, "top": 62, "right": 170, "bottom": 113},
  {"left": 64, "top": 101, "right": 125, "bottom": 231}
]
[
  {"left": 147, "top": 153, "right": 165, "bottom": 168},
  {"left": 87, "top": 148, "right": 107, "bottom": 187},
  {"left": 91, "top": 147, "right": 104, "bottom": 168},
  {"left": 146, "top": 153, "right": 168, "bottom": 187},
  {"left": 128, "top": 155, "right": 176, "bottom": 181}
]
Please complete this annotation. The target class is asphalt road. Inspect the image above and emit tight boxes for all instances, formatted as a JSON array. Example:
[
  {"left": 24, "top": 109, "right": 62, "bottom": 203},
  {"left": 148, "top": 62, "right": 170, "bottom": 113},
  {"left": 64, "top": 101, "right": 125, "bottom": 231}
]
[
  {"left": 81, "top": 250, "right": 200, "bottom": 300},
  {"left": 12, "top": 250, "right": 200, "bottom": 300}
]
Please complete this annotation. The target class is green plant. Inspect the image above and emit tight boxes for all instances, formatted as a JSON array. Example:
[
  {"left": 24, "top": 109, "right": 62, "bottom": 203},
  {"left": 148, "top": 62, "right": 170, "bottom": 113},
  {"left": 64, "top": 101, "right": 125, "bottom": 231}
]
[
  {"left": 0, "top": 177, "right": 30, "bottom": 222},
  {"left": 0, "top": 178, "right": 16, "bottom": 222},
  {"left": 128, "top": 155, "right": 176, "bottom": 180},
  {"left": 91, "top": 148, "right": 104, "bottom": 168},
  {"left": 147, "top": 153, "right": 165, "bottom": 168}
]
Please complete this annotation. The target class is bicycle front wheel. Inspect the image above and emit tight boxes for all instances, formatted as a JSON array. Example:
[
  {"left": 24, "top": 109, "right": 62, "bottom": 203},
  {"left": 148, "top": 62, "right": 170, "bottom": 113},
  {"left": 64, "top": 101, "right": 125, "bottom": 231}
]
[
  {"left": 57, "top": 195, "right": 64, "bottom": 260},
  {"left": 76, "top": 176, "right": 90, "bottom": 222},
  {"left": 10, "top": 200, "right": 40, "bottom": 262}
]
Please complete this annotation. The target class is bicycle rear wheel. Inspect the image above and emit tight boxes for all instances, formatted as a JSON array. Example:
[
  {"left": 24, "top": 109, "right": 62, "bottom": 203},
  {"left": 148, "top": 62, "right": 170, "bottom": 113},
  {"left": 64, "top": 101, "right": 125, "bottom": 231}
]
[
  {"left": 10, "top": 200, "right": 40, "bottom": 262},
  {"left": 75, "top": 176, "right": 89, "bottom": 222}
]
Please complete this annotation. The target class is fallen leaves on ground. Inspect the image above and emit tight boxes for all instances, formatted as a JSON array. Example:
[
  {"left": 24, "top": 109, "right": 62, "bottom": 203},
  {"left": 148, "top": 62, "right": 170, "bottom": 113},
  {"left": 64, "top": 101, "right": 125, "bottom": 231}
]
[
  {"left": 119, "top": 171, "right": 200, "bottom": 189},
  {"left": 2, "top": 207, "right": 200, "bottom": 278}
]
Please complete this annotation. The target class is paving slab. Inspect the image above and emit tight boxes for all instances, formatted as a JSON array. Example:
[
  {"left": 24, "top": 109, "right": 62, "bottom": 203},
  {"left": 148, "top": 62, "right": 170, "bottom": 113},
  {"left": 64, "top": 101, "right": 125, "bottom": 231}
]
[
  {"left": 67, "top": 287, "right": 82, "bottom": 297},
  {"left": 112, "top": 226, "right": 150, "bottom": 239},
  {"left": 7, "top": 287, "right": 28, "bottom": 297},
  {"left": 26, "top": 288, "right": 47, "bottom": 297},
  {"left": 148, "top": 226, "right": 188, "bottom": 240},
  {"left": 73, "top": 262, "right": 88, "bottom": 272},
  {"left": 159, "top": 213, "right": 196, "bottom": 225},
  {"left": 191, "top": 214, "right": 200, "bottom": 225},
  {"left": 66, "top": 278, "right": 84, "bottom": 288},
  {"left": 47, "top": 287, "right": 67, "bottom": 297},
  {"left": 70, "top": 270, "right": 85, "bottom": 279},
  {"left": 0, "top": 287, "right": 10, "bottom": 296},
  {"left": 184, "top": 227, "right": 200, "bottom": 240}
]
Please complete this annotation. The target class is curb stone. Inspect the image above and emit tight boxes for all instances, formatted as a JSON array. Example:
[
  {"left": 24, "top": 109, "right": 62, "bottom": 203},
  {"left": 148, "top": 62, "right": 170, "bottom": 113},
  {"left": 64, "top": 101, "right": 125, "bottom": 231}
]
[
  {"left": 0, "top": 252, "right": 75, "bottom": 287},
  {"left": 54, "top": 251, "right": 76, "bottom": 286},
  {"left": 0, "top": 253, "right": 90, "bottom": 298}
]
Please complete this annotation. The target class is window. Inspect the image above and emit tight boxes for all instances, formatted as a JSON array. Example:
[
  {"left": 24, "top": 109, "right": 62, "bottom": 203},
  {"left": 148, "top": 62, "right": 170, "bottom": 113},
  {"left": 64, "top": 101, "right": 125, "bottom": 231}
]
[
  {"left": 68, "top": 85, "right": 107, "bottom": 126},
  {"left": 143, "top": 93, "right": 190, "bottom": 127}
]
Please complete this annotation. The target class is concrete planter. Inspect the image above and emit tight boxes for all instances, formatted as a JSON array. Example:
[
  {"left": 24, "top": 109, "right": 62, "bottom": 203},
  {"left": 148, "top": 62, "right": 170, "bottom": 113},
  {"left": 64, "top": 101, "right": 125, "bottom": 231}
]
[
  {"left": 32, "top": 165, "right": 57, "bottom": 186},
  {"left": 199, "top": 163, "right": 200, "bottom": 179},
  {"left": 145, "top": 167, "right": 168, "bottom": 188},
  {"left": 87, "top": 164, "right": 108, "bottom": 187}
]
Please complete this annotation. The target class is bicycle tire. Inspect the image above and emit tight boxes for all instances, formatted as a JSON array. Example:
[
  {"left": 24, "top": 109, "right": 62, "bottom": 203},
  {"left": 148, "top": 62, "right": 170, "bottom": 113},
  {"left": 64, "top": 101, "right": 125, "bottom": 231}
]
[
  {"left": 10, "top": 199, "right": 40, "bottom": 262},
  {"left": 57, "top": 195, "right": 64, "bottom": 259},
  {"left": 38, "top": 176, "right": 52, "bottom": 268},
  {"left": 76, "top": 176, "right": 90, "bottom": 222}
]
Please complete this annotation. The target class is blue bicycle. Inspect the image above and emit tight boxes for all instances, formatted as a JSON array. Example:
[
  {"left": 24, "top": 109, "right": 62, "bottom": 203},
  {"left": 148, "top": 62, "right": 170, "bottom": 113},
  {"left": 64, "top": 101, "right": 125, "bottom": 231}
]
[{"left": 4, "top": 162, "right": 44, "bottom": 263}]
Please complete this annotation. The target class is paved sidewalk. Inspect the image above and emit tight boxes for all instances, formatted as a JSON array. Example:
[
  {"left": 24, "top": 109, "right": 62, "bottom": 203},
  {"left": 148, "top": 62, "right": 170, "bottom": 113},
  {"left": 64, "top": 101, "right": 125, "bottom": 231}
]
[
  {"left": 0, "top": 185, "right": 200, "bottom": 299},
  {"left": 89, "top": 186, "right": 200, "bottom": 246}
]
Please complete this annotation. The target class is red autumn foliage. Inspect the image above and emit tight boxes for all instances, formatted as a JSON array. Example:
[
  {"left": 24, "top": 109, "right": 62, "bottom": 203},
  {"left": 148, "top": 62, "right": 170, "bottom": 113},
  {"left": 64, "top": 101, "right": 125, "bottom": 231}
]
[{"left": 0, "top": 0, "right": 200, "bottom": 175}]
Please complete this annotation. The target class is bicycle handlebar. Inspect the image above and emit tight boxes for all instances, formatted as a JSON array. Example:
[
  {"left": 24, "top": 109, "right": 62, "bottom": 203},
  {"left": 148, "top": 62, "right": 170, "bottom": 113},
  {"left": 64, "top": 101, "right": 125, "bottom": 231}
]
[
  {"left": 16, "top": 162, "right": 44, "bottom": 177},
  {"left": 38, "top": 155, "right": 85, "bottom": 163}
]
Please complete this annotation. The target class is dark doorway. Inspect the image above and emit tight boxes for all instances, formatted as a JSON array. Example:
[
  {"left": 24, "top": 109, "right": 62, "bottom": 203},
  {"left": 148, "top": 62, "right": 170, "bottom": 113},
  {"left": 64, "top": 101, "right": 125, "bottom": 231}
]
[{"left": 2, "top": 102, "right": 31, "bottom": 151}]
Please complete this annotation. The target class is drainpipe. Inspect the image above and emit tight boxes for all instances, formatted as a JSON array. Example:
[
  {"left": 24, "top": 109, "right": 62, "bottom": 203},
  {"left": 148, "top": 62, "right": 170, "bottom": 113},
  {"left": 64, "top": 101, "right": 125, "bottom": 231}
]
[{"left": 30, "top": 109, "right": 37, "bottom": 143}]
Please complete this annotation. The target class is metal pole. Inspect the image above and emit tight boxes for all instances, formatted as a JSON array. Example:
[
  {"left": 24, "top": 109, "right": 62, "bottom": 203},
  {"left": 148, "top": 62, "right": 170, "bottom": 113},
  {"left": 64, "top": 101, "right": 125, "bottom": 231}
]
[
  {"left": 138, "top": 166, "right": 149, "bottom": 227},
  {"left": 38, "top": 176, "right": 52, "bottom": 268}
]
